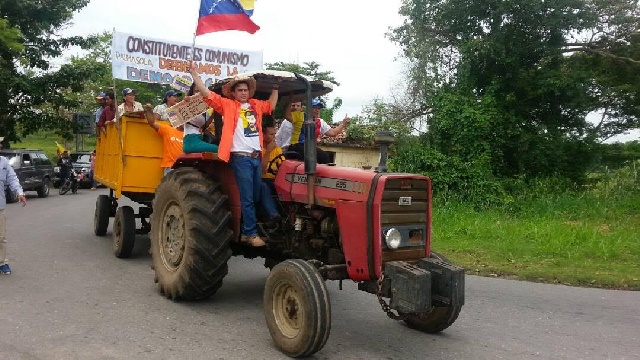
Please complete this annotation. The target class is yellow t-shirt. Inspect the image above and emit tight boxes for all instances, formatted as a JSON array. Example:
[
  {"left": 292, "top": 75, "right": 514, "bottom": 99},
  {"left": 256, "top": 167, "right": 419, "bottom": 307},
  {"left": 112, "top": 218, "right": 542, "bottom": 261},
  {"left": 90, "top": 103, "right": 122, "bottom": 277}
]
[{"left": 262, "top": 145, "right": 283, "bottom": 179}]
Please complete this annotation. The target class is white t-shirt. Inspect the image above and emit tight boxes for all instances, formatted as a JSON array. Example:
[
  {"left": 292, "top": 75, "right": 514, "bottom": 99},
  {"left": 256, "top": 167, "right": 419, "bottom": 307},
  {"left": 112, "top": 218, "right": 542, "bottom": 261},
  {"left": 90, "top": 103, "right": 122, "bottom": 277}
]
[
  {"left": 275, "top": 117, "right": 332, "bottom": 148},
  {"left": 230, "top": 103, "right": 261, "bottom": 152},
  {"left": 153, "top": 103, "right": 170, "bottom": 121},
  {"left": 184, "top": 113, "right": 207, "bottom": 135}
]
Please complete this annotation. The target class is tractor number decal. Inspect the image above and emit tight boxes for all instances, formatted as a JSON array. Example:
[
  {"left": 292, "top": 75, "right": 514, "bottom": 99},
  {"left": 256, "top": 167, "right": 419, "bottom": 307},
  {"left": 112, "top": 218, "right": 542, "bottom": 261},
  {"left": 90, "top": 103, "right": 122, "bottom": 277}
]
[
  {"left": 286, "top": 174, "right": 367, "bottom": 194},
  {"left": 398, "top": 196, "right": 412, "bottom": 206}
]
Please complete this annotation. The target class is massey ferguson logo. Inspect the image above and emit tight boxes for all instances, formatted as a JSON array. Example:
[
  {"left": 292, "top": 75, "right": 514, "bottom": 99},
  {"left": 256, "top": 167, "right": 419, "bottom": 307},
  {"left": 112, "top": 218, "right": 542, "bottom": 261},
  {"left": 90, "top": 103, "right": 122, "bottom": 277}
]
[{"left": 398, "top": 196, "right": 412, "bottom": 206}]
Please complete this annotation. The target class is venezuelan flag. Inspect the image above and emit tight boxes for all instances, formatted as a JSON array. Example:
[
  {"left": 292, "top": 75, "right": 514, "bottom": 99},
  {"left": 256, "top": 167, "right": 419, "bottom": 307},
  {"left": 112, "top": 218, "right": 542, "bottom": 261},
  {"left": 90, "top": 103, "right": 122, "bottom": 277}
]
[{"left": 196, "top": 0, "right": 259, "bottom": 36}]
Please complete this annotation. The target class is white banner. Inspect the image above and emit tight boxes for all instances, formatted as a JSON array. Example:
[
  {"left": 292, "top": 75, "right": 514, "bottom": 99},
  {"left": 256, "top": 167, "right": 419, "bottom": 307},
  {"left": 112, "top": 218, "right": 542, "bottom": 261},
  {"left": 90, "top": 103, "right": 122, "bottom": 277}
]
[{"left": 111, "top": 31, "right": 263, "bottom": 89}]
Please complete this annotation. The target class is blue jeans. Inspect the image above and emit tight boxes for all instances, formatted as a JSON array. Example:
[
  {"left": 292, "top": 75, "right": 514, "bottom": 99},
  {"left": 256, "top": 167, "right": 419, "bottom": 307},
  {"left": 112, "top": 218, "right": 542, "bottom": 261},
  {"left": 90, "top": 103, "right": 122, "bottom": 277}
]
[{"left": 230, "top": 155, "right": 279, "bottom": 236}]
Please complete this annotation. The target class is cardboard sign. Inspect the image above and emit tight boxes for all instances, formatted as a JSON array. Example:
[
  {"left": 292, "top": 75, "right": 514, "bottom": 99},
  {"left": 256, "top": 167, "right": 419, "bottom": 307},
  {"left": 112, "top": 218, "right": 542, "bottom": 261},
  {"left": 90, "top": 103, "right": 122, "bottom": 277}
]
[{"left": 166, "top": 95, "right": 209, "bottom": 127}]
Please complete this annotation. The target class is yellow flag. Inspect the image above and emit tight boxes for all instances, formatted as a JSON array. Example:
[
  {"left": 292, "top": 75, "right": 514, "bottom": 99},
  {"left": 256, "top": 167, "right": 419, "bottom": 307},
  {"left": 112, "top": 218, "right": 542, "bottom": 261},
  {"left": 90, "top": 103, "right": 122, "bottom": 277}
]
[{"left": 55, "top": 141, "right": 66, "bottom": 156}]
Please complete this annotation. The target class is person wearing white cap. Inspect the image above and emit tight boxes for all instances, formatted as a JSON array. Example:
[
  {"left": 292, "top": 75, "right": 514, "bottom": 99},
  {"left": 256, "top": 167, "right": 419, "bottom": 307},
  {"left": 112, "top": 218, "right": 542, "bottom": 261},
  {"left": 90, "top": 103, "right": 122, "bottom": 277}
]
[
  {"left": 116, "top": 88, "right": 144, "bottom": 119},
  {"left": 0, "top": 136, "right": 27, "bottom": 275}
]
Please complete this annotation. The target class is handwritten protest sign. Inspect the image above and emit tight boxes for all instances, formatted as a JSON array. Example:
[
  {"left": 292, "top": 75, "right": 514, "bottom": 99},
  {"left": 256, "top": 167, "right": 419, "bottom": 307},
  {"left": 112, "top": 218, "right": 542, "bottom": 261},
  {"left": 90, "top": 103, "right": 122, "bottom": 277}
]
[
  {"left": 111, "top": 31, "right": 263, "bottom": 89},
  {"left": 166, "top": 95, "right": 209, "bottom": 128}
]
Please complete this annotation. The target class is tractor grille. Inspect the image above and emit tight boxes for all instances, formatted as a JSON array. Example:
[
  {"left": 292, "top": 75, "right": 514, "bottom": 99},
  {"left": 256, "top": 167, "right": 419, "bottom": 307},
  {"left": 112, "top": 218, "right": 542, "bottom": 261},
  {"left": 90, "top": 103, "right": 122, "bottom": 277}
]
[{"left": 381, "top": 178, "right": 429, "bottom": 262}]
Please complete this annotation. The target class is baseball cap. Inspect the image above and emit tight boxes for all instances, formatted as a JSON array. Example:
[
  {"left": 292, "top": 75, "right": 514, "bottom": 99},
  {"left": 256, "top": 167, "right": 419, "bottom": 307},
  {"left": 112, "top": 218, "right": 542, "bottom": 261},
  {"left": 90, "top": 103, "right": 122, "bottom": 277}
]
[
  {"left": 95, "top": 92, "right": 106, "bottom": 100},
  {"left": 163, "top": 90, "right": 181, "bottom": 104},
  {"left": 311, "top": 98, "right": 324, "bottom": 108},
  {"left": 122, "top": 88, "right": 136, "bottom": 97}
]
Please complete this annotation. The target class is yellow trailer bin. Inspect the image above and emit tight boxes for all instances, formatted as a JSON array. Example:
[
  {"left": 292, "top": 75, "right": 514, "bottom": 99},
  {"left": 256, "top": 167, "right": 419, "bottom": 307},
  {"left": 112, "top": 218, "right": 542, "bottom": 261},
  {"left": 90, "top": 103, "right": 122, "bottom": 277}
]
[{"left": 93, "top": 115, "right": 165, "bottom": 258}]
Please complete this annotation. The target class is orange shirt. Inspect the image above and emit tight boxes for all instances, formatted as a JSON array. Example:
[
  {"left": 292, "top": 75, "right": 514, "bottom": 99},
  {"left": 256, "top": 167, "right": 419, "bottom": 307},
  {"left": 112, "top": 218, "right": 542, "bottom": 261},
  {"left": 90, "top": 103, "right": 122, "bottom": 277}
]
[
  {"left": 157, "top": 124, "right": 184, "bottom": 168},
  {"left": 202, "top": 92, "right": 273, "bottom": 162}
]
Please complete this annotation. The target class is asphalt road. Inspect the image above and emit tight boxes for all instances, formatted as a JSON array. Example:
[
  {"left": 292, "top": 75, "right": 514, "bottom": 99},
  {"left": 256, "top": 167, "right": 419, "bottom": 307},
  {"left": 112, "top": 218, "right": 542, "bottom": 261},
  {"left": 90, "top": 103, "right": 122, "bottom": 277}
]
[{"left": 0, "top": 188, "right": 638, "bottom": 360}]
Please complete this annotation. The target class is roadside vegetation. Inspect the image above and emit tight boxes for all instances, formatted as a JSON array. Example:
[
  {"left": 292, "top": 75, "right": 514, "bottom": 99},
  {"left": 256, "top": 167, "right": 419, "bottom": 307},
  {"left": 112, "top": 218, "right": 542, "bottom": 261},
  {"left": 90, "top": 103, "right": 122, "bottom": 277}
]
[{"left": 431, "top": 165, "right": 640, "bottom": 289}]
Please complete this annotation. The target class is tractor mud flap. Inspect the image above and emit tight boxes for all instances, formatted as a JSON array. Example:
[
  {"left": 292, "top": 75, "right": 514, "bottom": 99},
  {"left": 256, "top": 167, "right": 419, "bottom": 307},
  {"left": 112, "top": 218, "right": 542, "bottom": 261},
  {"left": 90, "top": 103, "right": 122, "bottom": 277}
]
[{"left": 384, "top": 261, "right": 432, "bottom": 313}]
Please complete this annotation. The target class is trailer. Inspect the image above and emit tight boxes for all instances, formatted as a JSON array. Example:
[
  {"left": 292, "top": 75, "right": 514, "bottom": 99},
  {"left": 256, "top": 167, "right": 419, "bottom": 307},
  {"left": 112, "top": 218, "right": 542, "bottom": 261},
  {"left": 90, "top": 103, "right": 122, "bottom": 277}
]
[{"left": 93, "top": 115, "right": 164, "bottom": 258}]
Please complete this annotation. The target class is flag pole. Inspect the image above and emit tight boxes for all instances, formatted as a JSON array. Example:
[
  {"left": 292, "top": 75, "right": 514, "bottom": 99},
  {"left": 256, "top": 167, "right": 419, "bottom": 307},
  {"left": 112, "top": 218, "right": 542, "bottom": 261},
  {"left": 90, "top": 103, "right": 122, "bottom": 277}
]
[{"left": 111, "top": 27, "right": 126, "bottom": 166}]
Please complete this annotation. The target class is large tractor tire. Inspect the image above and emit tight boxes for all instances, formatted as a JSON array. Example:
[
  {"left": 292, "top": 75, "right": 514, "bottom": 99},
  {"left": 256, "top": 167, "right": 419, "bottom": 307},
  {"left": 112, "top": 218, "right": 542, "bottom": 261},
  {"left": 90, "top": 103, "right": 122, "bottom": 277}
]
[
  {"left": 113, "top": 206, "right": 136, "bottom": 258},
  {"left": 150, "top": 168, "right": 232, "bottom": 301},
  {"left": 403, "top": 251, "right": 463, "bottom": 333},
  {"left": 264, "top": 259, "right": 331, "bottom": 358},
  {"left": 94, "top": 195, "right": 111, "bottom": 236}
]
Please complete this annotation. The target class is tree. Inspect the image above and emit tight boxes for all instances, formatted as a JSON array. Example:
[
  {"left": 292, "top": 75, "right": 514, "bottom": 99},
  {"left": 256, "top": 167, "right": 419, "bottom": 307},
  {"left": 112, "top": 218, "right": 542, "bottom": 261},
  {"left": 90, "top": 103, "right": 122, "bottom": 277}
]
[
  {"left": 0, "top": 0, "right": 97, "bottom": 145},
  {"left": 388, "top": 0, "right": 640, "bottom": 181}
]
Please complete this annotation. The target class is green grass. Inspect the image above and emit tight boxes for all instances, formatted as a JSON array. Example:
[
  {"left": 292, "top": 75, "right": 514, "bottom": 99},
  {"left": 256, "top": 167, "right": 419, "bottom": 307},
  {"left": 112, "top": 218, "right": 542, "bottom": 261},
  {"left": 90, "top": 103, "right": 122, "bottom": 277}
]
[
  {"left": 11, "top": 130, "right": 97, "bottom": 161},
  {"left": 432, "top": 192, "right": 640, "bottom": 289}
]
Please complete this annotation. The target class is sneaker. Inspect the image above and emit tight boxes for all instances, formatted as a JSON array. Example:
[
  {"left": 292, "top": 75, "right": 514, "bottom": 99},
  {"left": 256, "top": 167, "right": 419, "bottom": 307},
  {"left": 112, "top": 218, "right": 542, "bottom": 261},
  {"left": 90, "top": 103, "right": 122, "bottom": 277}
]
[
  {"left": 0, "top": 264, "right": 11, "bottom": 275},
  {"left": 240, "top": 235, "right": 266, "bottom": 247},
  {"left": 90, "top": 187, "right": 97, "bottom": 190}
]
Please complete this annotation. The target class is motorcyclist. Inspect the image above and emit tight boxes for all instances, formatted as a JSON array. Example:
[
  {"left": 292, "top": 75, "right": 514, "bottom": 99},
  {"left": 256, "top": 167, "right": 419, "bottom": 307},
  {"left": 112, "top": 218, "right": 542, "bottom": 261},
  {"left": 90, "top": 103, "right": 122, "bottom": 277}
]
[{"left": 57, "top": 150, "right": 77, "bottom": 190}]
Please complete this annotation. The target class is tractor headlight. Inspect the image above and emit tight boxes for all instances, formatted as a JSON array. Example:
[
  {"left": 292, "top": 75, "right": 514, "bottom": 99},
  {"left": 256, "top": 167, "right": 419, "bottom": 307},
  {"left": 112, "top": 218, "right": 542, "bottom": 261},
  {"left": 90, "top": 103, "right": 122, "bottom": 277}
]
[{"left": 384, "top": 228, "right": 402, "bottom": 249}]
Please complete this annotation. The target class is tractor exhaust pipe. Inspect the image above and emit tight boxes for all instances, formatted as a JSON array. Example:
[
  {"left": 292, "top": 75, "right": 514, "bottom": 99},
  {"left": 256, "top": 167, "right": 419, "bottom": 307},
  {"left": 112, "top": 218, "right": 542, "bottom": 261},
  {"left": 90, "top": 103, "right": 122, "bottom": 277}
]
[{"left": 294, "top": 73, "right": 316, "bottom": 205}]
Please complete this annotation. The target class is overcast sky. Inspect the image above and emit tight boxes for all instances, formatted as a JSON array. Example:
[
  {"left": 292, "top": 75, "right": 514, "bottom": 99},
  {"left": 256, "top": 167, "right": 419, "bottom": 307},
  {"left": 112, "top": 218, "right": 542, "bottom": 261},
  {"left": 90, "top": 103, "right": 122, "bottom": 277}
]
[{"left": 62, "top": 0, "right": 407, "bottom": 122}]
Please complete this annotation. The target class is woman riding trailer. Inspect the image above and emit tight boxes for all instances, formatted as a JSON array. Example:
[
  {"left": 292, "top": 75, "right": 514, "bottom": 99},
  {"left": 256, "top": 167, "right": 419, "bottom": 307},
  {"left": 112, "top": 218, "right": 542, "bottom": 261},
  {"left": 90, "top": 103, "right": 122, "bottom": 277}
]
[
  {"left": 188, "top": 61, "right": 280, "bottom": 247},
  {"left": 182, "top": 83, "right": 219, "bottom": 154},
  {"left": 116, "top": 88, "right": 144, "bottom": 119}
]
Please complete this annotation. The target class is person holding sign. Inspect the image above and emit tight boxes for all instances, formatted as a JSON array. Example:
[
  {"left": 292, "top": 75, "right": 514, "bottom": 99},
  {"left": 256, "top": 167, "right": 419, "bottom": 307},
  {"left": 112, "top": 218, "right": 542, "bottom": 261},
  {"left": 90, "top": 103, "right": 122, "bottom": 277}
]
[
  {"left": 188, "top": 60, "right": 280, "bottom": 248},
  {"left": 143, "top": 103, "right": 184, "bottom": 175},
  {"left": 182, "top": 83, "right": 219, "bottom": 154}
]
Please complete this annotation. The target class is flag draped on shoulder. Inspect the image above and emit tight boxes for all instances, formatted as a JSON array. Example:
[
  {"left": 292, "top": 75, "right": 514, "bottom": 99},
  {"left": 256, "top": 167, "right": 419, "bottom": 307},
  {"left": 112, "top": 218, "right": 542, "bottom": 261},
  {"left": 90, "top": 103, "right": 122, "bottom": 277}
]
[{"left": 196, "top": 0, "right": 260, "bottom": 36}]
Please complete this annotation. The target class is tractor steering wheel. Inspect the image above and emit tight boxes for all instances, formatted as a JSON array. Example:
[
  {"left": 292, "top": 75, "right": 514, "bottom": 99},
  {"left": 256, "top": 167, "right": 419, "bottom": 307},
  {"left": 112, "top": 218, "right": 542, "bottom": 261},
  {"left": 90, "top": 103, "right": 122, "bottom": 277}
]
[{"left": 267, "top": 153, "right": 287, "bottom": 176}]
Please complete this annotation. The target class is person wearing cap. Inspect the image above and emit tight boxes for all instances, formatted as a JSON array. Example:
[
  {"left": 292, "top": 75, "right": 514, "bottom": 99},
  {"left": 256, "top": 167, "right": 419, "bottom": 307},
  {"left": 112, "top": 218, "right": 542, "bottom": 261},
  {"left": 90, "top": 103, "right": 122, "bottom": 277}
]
[
  {"left": 188, "top": 60, "right": 280, "bottom": 247},
  {"left": 94, "top": 92, "right": 107, "bottom": 125},
  {"left": 97, "top": 92, "right": 116, "bottom": 138},
  {"left": 116, "top": 88, "right": 144, "bottom": 119},
  {"left": 0, "top": 136, "right": 27, "bottom": 275},
  {"left": 276, "top": 98, "right": 349, "bottom": 163},
  {"left": 153, "top": 90, "right": 180, "bottom": 121},
  {"left": 143, "top": 101, "right": 184, "bottom": 176}
]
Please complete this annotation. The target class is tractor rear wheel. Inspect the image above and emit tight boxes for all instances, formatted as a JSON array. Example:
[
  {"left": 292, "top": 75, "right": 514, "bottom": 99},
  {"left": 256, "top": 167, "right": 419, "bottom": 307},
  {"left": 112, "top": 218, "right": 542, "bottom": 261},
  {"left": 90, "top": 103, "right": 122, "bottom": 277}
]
[
  {"left": 150, "top": 168, "right": 232, "bottom": 301},
  {"left": 264, "top": 259, "right": 331, "bottom": 358},
  {"left": 403, "top": 251, "right": 463, "bottom": 333}
]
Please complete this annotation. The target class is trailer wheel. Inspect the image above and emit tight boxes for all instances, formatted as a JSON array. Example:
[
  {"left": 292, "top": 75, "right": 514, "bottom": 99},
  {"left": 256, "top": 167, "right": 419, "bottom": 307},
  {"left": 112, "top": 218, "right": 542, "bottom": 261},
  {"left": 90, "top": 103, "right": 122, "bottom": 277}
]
[
  {"left": 94, "top": 195, "right": 111, "bottom": 236},
  {"left": 113, "top": 206, "right": 136, "bottom": 258},
  {"left": 403, "top": 251, "right": 463, "bottom": 333},
  {"left": 150, "top": 168, "right": 232, "bottom": 301},
  {"left": 264, "top": 259, "right": 331, "bottom": 358}
]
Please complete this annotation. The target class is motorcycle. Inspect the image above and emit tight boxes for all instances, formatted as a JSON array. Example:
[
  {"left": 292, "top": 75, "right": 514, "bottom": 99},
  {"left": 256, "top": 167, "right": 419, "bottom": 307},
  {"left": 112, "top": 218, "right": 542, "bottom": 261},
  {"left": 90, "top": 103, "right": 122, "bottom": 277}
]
[{"left": 59, "top": 169, "right": 83, "bottom": 195}]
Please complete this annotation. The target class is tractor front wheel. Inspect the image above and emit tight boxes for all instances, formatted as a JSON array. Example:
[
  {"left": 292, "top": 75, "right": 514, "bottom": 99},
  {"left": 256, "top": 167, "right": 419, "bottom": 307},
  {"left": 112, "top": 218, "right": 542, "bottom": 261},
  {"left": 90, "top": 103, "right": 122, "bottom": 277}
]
[
  {"left": 264, "top": 259, "right": 331, "bottom": 358},
  {"left": 403, "top": 251, "right": 462, "bottom": 333},
  {"left": 150, "top": 168, "right": 232, "bottom": 301}
]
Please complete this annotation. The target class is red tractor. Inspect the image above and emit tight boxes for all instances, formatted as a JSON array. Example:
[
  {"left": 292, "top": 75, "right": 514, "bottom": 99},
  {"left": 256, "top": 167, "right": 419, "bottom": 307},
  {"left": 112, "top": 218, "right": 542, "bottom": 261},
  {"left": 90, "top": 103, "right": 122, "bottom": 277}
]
[{"left": 149, "top": 73, "right": 465, "bottom": 358}]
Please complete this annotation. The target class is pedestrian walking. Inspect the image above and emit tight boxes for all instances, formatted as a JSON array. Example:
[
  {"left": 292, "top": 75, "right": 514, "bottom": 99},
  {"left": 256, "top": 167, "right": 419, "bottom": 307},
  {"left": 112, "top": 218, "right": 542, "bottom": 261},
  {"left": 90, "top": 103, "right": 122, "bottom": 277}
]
[{"left": 0, "top": 136, "right": 27, "bottom": 275}]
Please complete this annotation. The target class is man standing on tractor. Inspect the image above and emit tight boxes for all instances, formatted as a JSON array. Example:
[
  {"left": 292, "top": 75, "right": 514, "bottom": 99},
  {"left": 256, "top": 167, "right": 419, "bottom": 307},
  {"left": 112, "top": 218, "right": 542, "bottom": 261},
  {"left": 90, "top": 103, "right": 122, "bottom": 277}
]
[{"left": 188, "top": 61, "right": 280, "bottom": 247}]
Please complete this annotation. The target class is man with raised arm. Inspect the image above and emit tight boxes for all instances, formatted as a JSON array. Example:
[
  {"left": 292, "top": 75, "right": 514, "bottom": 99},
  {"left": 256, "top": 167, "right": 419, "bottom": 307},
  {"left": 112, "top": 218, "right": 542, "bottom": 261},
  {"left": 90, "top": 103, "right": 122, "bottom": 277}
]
[{"left": 188, "top": 61, "right": 280, "bottom": 247}]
